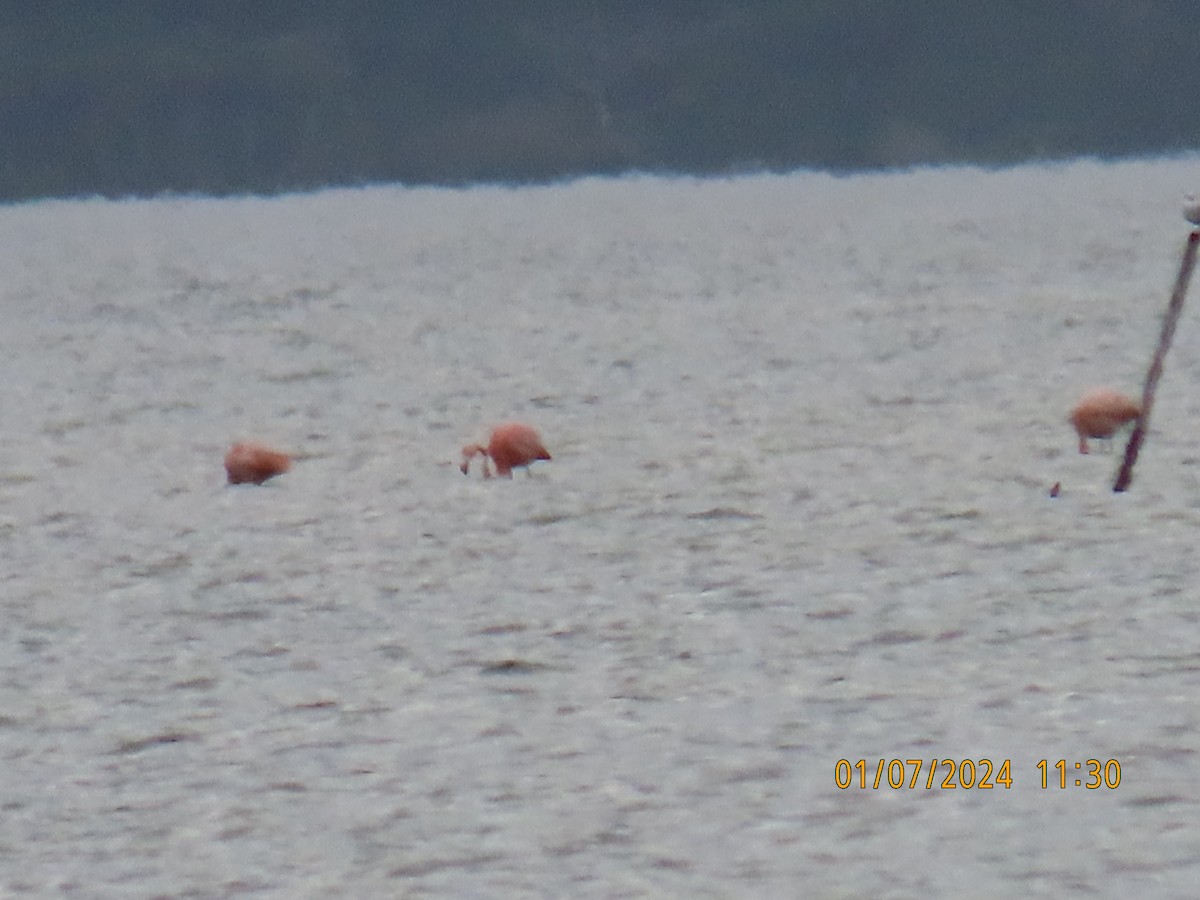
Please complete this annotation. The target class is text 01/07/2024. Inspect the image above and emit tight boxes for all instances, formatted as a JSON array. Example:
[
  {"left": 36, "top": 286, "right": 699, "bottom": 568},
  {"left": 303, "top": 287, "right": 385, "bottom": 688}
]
[{"left": 834, "top": 759, "right": 1123, "bottom": 790}]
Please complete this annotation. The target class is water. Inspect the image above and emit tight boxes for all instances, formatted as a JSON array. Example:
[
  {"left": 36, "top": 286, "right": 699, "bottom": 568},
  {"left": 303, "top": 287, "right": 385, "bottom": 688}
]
[{"left": 2, "top": 157, "right": 1200, "bottom": 898}]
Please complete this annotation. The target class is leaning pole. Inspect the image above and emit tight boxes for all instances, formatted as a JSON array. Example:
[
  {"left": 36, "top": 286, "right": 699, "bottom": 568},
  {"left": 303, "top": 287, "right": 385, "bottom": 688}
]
[{"left": 1113, "top": 226, "right": 1200, "bottom": 492}]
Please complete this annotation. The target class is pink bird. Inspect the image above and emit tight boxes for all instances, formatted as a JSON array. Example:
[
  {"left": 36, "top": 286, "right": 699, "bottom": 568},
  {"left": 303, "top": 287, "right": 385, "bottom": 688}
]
[
  {"left": 224, "top": 441, "right": 292, "bottom": 485},
  {"left": 461, "top": 422, "right": 551, "bottom": 478},
  {"left": 1069, "top": 388, "right": 1140, "bottom": 454}
]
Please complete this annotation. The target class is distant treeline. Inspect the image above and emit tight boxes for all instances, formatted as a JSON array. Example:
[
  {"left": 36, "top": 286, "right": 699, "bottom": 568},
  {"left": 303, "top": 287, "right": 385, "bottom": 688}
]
[{"left": 3, "top": 1, "right": 1200, "bottom": 201}]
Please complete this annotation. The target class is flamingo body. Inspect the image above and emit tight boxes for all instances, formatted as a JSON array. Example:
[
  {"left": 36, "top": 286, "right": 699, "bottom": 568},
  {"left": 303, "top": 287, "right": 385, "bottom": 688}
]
[
  {"left": 1069, "top": 388, "right": 1140, "bottom": 454},
  {"left": 225, "top": 441, "right": 292, "bottom": 485},
  {"left": 461, "top": 422, "right": 551, "bottom": 478}
]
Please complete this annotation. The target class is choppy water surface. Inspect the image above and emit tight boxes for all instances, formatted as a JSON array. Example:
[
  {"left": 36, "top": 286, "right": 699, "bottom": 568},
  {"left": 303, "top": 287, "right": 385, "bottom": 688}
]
[{"left": 3, "top": 158, "right": 1200, "bottom": 898}]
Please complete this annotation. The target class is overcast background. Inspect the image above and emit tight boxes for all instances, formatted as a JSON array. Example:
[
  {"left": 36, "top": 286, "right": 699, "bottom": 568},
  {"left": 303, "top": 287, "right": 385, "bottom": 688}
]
[{"left": 3, "top": 1, "right": 1200, "bottom": 202}]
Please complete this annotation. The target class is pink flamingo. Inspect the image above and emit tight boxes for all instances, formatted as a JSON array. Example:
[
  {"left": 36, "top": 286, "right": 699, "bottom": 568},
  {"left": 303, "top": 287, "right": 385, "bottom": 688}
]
[
  {"left": 461, "top": 422, "right": 551, "bottom": 478},
  {"left": 1069, "top": 388, "right": 1140, "bottom": 454},
  {"left": 224, "top": 441, "right": 292, "bottom": 485}
]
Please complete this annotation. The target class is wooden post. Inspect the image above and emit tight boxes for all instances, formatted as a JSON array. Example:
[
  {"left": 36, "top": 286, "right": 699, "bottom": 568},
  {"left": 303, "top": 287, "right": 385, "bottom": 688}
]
[{"left": 1113, "top": 229, "right": 1200, "bottom": 492}]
